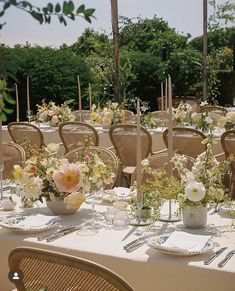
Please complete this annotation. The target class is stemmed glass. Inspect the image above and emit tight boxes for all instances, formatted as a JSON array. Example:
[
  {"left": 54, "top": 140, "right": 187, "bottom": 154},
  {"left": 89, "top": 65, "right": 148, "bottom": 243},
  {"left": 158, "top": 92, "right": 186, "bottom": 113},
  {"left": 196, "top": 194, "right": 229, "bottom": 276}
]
[
  {"left": 77, "top": 188, "right": 103, "bottom": 235},
  {"left": 26, "top": 110, "right": 33, "bottom": 123}
]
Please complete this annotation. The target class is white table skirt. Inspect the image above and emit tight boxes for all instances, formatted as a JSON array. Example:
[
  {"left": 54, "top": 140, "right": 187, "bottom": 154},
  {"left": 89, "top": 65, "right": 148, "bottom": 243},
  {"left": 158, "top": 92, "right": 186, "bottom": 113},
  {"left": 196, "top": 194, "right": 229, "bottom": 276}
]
[
  {"left": 1, "top": 201, "right": 235, "bottom": 291},
  {"left": 3, "top": 125, "right": 223, "bottom": 155}
]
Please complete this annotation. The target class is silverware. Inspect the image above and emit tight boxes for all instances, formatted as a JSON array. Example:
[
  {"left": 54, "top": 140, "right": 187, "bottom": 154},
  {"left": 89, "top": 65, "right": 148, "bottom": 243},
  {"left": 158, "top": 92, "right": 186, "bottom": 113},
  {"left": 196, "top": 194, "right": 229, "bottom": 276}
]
[
  {"left": 37, "top": 226, "right": 77, "bottom": 241},
  {"left": 46, "top": 227, "right": 81, "bottom": 242},
  {"left": 124, "top": 236, "right": 154, "bottom": 253},
  {"left": 204, "top": 247, "right": 227, "bottom": 265},
  {"left": 123, "top": 234, "right": 153, "bottom": 250},
  {"left": 218, "top": 250, "right": 235, "bottom": 268}
]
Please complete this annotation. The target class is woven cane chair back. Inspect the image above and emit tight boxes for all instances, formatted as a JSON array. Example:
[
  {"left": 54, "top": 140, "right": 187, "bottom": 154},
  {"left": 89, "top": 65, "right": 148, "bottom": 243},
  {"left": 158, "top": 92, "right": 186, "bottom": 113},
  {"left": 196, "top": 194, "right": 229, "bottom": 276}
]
[
  {"left": 9, "top": 247, "right": 134, "bottom": 291},
  {"left": 59, "top": 122, "right": 99, "bottom": 154}
]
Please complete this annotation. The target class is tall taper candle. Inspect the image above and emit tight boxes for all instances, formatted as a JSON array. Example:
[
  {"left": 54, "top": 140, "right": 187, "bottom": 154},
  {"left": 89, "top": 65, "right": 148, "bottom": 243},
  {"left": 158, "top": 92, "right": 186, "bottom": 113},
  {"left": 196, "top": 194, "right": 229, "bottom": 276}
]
[
  {"left": 77, "top": 76, "right": 82, "bottom": 111},
  {"left": 165, "top": 78, "right": 168, "bottom": 111},
  {"left": 15, "top": 83, "right": 19, "bottom": 122},
  {"left": 168, "top": 76, "right": 173, "bottom": 171},
  {"left": 161, "top": 82, "right": 164, "bottom": 111},
  {"left": 26, "top": 76, "right": 30, "bottom": 112},
  {"left": 136, "top": 98, "right": 142, "bottom": 205},
  {"left": 88, "top": 82, "right": 92, "bottom": 110}
]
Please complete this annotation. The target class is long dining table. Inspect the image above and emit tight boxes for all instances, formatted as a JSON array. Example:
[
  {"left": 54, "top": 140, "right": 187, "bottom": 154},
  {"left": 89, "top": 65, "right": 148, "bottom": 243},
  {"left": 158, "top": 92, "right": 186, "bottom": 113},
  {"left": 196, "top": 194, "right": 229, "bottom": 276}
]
[
  {"left": 1, "top": 195, "right": 235, "bottom": 291},
  {"left": 2, "top": 124, "right": 224, "bottom": 156}
]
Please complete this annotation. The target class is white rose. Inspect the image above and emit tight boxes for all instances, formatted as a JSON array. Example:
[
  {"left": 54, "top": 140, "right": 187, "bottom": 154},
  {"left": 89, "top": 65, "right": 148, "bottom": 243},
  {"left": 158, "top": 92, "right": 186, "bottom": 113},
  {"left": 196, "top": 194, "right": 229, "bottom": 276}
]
[
  {"left": 185, "top": 180, "right": 206, "bottom": 202},
  {"left": 46, "top": 143, "right": 59, "bottom": 154},
  {"left": 51, "top": 115, "right": 59, "bottom": 125}
]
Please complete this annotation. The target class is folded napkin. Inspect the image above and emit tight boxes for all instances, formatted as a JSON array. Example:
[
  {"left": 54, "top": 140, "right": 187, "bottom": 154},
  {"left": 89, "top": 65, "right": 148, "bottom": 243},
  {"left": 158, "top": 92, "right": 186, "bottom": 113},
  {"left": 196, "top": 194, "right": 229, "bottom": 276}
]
[
  {"left": 160, "top": 231, "right": 211, "bottom": 254},
  {"left": 16, "top": 214, "right": 61, "bottom": 228}
]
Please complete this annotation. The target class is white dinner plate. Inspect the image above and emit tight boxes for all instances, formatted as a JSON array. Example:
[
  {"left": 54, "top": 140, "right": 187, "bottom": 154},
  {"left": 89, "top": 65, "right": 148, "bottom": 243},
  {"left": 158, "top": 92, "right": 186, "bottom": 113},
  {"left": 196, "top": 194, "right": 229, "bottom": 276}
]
[
  {"left": 103, "top": 187, "right": 131, "bottom": 203},
  {"left": 0, "top": 214, "right": 60, "bottom": 233},
  {"left": 147, "top": 235, "right": 214, "bottom": 256}
]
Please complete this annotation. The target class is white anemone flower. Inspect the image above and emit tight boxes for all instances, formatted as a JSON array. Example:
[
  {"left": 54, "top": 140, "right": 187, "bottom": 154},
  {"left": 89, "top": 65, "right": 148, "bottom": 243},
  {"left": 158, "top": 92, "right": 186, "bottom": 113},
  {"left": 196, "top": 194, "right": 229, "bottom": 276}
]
[{"left": 185, "top": 180, "right": 206, "bottom": 202}]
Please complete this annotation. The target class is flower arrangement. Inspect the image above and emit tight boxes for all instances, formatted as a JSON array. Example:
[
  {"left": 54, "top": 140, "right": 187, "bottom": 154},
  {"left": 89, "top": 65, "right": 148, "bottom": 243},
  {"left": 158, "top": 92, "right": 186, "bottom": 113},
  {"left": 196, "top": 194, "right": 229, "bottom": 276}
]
[
  {"left": 130, "top": 160, "right": 184, "bottom": 218},
  {"left": 12, "top": 143, "right": 116, "bottom": 209},
  {"left": 140, "top": 112, "right": 160, "bottom": 129},
  {"left": 217, "top": 111, "right": 235, "bottom": 131},
  {"left": 191, "top": 111, "right": 214, "bottom": 132},
  {"left": 35, "top": 100, "right": 74, "bottom": 126},
  {"left": 173, "top": 101, "right": 192, "bottom": 125},
  {"left": 171, "top": 134, "right": 231, "bottom": 211},
  {"left": 90, "top": 101, "right": 125, "bottom": 126}
]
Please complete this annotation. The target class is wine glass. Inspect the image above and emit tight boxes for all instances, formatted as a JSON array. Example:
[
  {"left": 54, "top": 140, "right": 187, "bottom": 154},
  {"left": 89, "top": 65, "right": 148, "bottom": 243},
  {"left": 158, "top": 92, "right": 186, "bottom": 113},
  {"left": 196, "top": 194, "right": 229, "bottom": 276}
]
[
  {"left": 77, "top": 188, "right": 103, "bottom": 236},
  {"left": 26, "top": 110, "right": 33, "bottom": 123}
]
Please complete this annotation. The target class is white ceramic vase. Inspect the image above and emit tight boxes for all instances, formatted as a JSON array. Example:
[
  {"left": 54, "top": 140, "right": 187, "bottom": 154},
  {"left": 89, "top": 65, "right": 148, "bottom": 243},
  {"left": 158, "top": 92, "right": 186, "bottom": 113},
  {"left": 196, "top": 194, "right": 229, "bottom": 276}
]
[
  {"left": 183, "top": 205, "right": 207, "bottom": 229},
  {"left": 46, "top": 200, "right": 78, "bottom": 215}
]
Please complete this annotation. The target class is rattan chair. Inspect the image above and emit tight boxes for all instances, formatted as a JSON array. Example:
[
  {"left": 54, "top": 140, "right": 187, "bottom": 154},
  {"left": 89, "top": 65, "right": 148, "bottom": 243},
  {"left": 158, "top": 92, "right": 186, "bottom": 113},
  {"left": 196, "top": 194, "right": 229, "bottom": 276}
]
[
  {"left": 123, "top": 110, "right": 135, "bottom": 124},
  {"left": 109, "top": 124, "right": 152, "bottom": 186},
  {"left": 163, "top": 127, "right": 206, "bottom": 159},
  {"left": 221, "top": 130, "right": 235, "bottom": 199},
  {"left": 59, "top": 122, "right": 99, "bottom": 154},
  {"left": 200, "top": 105, "right": 227, "bottom": 116},
  {"left": 3, "top": 143, "right": 25, "bottom": 179},
  {"left": 64, "top": 145, "right": 119, "bottom": 189},
  {"left": 131, "top": 150, "right": 194, "bottom": 185},
  {"left": 185, "top": 100, "right": 200, "bottom": 113},
  {"left": 8, "top": 247, "right": 134, "bottom": 291},
  {"left": 7, "top": 122, "right": 45, "bottom": 157}
]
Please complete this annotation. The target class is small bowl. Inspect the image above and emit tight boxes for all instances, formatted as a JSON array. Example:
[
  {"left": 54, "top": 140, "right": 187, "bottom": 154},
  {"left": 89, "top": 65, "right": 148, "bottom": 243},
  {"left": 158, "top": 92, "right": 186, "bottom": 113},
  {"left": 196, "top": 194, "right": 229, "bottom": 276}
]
[{"left": 1, "top": 200, "right": 17, "bottom": 211}]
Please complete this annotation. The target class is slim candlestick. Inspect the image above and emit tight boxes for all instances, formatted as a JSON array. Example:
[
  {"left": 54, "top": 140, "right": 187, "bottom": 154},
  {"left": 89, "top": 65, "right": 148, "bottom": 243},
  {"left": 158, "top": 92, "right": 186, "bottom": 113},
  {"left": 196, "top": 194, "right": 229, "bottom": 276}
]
[
  {"left": 15, "top": 83, "right": 19, "bottom": 122},
  {"left": 77, "top": 76, "right": 82, "bottom": 112},
  {"left": 88, "top": 83, "right": 92, "bottom": 111},
  {"left": 165, "top": 78, "right": 168, "bottom": 111},
  {"left": 161, "top": 82, "right": 164, "bottom": 125},
  {"left": 168, "top": 76, "right": 173, "bottom": 167},
  {"left": 159, "top": 76, "right": 180, "bottom": 223},
  {"left": 136, "top": 98, "right": 142, "bottom": 207},
  {"left": 161, "top": 82, "right": 164, "bottom": 111},
  {"left": 26, "top": 76, "right": 30, "bottom": 112}
]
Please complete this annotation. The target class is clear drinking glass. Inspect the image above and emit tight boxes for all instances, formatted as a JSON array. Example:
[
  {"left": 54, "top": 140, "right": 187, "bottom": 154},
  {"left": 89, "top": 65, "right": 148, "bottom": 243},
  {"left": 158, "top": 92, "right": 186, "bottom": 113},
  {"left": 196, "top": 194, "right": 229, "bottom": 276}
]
[
  {"left": 112, "top": 210, "right": 129, "bottom": 230},
  {"left": 77, "top": 189, "right": 103, "bottom": 236}
]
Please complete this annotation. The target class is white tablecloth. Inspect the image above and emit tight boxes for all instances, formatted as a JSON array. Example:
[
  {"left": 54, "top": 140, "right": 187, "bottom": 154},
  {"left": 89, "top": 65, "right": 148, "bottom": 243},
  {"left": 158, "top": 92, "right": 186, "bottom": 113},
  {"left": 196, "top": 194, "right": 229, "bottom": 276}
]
[
  {"left": 1, "top": 199, "right": 235, "bottom": 291},
  {"left": 3, "top": 125, "right": 223, "bottom": 155}
]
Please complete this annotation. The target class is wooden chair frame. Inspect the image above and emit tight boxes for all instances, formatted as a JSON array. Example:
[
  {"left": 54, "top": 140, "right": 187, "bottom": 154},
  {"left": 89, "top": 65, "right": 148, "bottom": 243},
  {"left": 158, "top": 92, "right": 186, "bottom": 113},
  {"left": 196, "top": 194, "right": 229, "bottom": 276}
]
[
  {"left": 7, "top": 122, "right": 45, "bottom": 149},
  {"left": 59, "top": 121, "right": 99, "bottom": 153},
  {"left": 221, "top": 130, "right": 235, "bottom": 198},
  {"left": 9, "top": 247, "right": 134, "bottom": 291},
  {"left": 163, "top": 127, "right": 206, "bottom": 159}
]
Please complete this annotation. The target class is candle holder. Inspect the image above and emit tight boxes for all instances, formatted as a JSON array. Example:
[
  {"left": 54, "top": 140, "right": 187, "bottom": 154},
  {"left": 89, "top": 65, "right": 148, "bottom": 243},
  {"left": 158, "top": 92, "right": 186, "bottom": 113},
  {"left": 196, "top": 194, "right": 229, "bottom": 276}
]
[
  {"left": 129, "top": 202, "right": 152, "bottom": 226},
  {"left": 26, "top": 110, "right": 33, "bottom": 123},
  {"left": 0, "top": 163, "right": 4, "bottom": 200},
  {"left": 158, "top": 199, "right": 181, "bottom": 222}
]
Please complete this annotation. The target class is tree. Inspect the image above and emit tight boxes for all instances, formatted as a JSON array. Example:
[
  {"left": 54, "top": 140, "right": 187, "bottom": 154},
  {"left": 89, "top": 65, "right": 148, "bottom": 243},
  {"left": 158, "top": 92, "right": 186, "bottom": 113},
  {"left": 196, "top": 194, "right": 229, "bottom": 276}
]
[
  {"left": 0, "top": 0, "right": 95, "bottom": 121},
  {"left": 0, "top": 0, "right": 95, "bottom": 29},
  {"left": 0, "top": 44, "right": 93, "bottom": 121}
]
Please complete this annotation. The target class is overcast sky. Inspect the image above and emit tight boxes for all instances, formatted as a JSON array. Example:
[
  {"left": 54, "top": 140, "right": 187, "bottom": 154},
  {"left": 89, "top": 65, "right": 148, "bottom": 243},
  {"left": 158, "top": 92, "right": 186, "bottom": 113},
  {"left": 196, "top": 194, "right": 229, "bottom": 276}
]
[{"left": 0, "top": 0, "right": 229, "bottom": 47}]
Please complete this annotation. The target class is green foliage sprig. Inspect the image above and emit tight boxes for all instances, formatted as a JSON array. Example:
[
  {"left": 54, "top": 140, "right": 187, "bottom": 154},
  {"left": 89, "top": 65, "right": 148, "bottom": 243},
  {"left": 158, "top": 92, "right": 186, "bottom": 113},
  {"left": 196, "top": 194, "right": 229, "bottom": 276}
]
[{"left": 0, "top": 1, "right": 95, "bottom": 29}]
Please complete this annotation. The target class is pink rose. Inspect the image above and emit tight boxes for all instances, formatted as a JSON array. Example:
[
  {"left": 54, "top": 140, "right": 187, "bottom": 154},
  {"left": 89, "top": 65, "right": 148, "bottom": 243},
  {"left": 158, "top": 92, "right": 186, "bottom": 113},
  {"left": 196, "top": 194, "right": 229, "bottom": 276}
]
[{"left": 53, "top": 163, "right": 83, "bottom": 193}]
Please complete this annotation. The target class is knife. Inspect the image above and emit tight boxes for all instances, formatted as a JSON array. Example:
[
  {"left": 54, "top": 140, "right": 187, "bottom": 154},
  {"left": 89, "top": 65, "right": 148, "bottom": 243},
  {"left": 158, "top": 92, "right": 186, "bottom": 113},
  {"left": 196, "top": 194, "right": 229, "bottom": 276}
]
[
  {"left": 46, "top": 227, "right": 81, "bottom": 242},
  {"left": 204, "top": 247, "right": 227, "bottom": 265},
  {"left": 37, "top": 226, "right": 77, "bottom": 241},
  {"left": 218, "top": 249, "right": 235, "bottom": 268}
]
